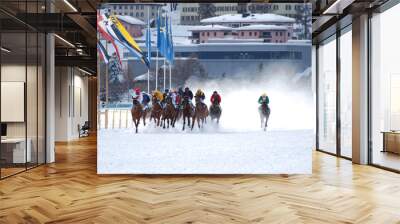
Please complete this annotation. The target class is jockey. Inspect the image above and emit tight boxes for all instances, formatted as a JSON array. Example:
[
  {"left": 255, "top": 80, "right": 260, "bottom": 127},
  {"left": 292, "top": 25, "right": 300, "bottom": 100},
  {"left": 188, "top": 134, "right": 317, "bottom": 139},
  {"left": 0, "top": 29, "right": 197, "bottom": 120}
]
[
  {"left": 141, "top": 91, "right": 151, "bottom": 110},
  {"left": 161, "top": 89, "right": 170, "bottom": 108},
  {"left": 131, "top": 88, "right": 143, "bottom": 103},
  {"left": 210, "top": 91, "right": 221, "bottom": 105},
  {"left": 169, "top": 89, "right": 179, "bottom": 109},
  {"left": 152, "top": 90, "right": 163, "bottom": 102},
  {"left": 175, "top": 88, "right": 182, "bottom": 106},
  {"left": 183, "top": 87, "right": 193, "bottom": 100},
  {"left": 258, "top": 93, "right": 270, "bottom": 106},
  {"left": 195, "top": 89, "right": 205, "bottom": 104}
]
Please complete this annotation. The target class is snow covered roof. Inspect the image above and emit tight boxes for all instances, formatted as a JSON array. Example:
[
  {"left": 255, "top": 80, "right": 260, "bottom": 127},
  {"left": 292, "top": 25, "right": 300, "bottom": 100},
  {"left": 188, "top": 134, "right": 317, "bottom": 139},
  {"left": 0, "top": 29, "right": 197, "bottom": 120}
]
[
  {"left": 235, "top": 24, "right": 288, "bottom": 31},
  {"left": 117, "top": 15, "right": 145, "bottom": 26},
  {"left": 134, "top": 72, "right": 155, "bottom": 81},
  {"left": 189, "top": 25, "right": 232, "bottom": 31},
  {"left": 201, "top": 14, "right": 295, "bottom": 24}
]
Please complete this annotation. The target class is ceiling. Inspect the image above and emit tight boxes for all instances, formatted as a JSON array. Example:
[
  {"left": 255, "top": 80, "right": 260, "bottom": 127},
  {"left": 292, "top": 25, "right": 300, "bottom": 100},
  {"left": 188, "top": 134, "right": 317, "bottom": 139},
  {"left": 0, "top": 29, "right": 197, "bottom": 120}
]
[{"left": 0, "top": 0, "right": 395, "bottom": 74}]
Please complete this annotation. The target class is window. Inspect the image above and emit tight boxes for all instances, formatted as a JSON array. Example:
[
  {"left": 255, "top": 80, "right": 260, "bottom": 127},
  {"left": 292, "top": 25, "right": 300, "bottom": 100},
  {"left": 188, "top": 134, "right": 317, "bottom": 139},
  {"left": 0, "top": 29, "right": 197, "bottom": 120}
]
[
  {"left": 241, "top": 32, "right": 244, "bottom": 36},
  {"left": 207, "top": 32, "right": 209, "bottom": 37},
  {"left": 370, "top": 4, "right": 400, "bottom": 170},
  {"left": 273, "top": 5, "right": 279, "bottom": 10},
  {"left": 202, "top": 32, "right": 205, "bottom": 36},
  {"left": 249, "top": 32, "right": 252, "bottom": 36},
  {"left": 261, "top": 31, "right": 271, "bottom": 38},
  {"left": 340, "top": 28, "right": 352, "bottom": 158},
  {"left": 318, "top": 36, "right": 337, "bottom": 154},
  {"left": 136, "top": 5, "right": 139, "bottom": 10},
  {"left": 285, "top": 5, "right": 292, "bottom": 10},
  {"left": 141, "top": 12, "right": 144, "bottom": 17},
  {"left": 141, "top": 5, "right": 144, "bottom": 10},
  {"left": 214, "top": 32, "right": 217, "bottom": 37},
  {"left": 136, "top": 12, "right": 139, "bottom": 17}
]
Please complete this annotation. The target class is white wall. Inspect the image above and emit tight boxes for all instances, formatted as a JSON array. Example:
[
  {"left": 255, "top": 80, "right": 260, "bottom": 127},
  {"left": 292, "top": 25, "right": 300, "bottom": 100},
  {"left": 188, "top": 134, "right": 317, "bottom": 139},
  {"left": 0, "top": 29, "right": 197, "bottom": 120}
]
[{"left": 55, "top": 67, "right": 89, "bottom": 141}]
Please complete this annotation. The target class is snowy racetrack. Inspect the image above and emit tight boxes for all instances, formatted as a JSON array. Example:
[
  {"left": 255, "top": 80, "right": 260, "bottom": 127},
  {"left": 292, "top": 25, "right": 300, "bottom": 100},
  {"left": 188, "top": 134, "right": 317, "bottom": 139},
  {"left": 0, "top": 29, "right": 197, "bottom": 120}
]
[{"left": 98, "top": 127, "right": 313, "bottom": 174}]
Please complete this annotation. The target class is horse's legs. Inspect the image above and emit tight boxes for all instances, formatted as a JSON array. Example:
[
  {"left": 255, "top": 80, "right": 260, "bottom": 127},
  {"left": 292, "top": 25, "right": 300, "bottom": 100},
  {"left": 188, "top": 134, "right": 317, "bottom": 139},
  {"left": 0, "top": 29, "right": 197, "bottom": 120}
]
[
  {"left": 191, "top": 116, "right": 195, "bottom": 130},
  {"left": 134, "top": 119, "right": 138, "bottom": 133},
  {"left": 143, "top": 112, "right": 146, "bottom": 126},
  {"left": 197, "top": 117, "right": 200, "bottom": 129},
  {"left": 182, "top": 115, "right": 186, "bottom": 131}
]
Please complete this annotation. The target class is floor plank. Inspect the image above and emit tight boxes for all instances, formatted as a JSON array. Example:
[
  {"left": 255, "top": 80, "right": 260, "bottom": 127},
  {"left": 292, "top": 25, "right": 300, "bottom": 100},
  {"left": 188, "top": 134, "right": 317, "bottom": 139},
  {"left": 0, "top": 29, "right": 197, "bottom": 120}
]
[{"left": 1, "top": 135, "right": 400, "bottom": 223}]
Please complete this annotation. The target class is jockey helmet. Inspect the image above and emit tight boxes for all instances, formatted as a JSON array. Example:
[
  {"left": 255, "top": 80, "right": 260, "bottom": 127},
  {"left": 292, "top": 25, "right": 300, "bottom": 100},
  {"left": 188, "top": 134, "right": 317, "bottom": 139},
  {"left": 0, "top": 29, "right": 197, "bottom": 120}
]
[
  {"left": 213, "top": 91, "right": 218, "bottom": 94},
  {"left": 134, "top": 88, "right": 141, "bottom": 94},
  {"left": 262, "top": 93, "right": 267, "bottom": 97}
]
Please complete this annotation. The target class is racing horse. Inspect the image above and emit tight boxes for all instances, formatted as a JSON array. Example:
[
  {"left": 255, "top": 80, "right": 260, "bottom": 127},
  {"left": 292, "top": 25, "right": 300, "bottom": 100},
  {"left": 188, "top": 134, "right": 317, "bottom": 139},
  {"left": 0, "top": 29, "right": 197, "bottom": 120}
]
[
  {"left": 259, "top": 102, "right": 271, "bottom": 131},
  {"left": 141, "top": 93, "right": 151, "bottom": 126},
  {"left": 150, "top": 96, "right": 163, "bottom": 127},
  {"left": 131, "top": 97, "right": 143, "bottom": 133},
  {"left": 192, "top": 96, "right": 209, "bottom": 130},
  {"left": 181, "top": 96, "right": 194, "bottom": 131},
  {"left": 161, "top": 97, "right": 177, "bottom": 129},
  {"left": 209, "top": 101, "right": 222, "bottom": 124}
]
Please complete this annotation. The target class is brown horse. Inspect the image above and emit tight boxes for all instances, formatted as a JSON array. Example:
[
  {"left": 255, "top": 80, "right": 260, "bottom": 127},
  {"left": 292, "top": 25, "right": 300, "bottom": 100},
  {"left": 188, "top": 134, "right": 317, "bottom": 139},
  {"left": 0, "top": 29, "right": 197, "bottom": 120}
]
[
  {"left": 131, "top": 98, "right": 143, "bottom": 133},
  {"left": 259, "top": 102, "right": 271, "bottom": 131},
  {"left": 181, "top": 96, "right": 194, "bottom": 131},
  {"left": 192, "top": 96, "right": 209, "bottom": 130},
  {"left": 150, "top": 96, "right": 162, "bottom": 127},
  {"left": 161, "top": 97, "right": 176, "bottom": 129},
  {"left": 209, "top": 101, "right": 222, "bottom": 124},
  {"left": 142, "top": 102, "right": 151, "bottom": 126}
]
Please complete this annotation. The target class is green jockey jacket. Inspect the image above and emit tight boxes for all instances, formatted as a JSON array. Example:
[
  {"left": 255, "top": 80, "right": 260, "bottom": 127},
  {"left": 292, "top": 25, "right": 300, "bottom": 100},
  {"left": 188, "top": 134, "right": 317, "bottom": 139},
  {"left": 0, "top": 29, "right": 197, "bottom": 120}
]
[{"left": 258, "top": 96, "right": 270, "bottom": 105}]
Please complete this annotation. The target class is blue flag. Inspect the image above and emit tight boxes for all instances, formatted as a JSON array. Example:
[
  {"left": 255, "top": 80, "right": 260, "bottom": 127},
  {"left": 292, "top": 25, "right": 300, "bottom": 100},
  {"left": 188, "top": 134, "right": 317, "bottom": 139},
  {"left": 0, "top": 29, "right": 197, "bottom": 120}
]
[
  {"left": 146, "top": 15, "right": 151, "bottom": 66},
  {"left": 167, "top": 16, "right": 174, "bottom": 64},
  {"left": 156, "top": 11, "right": 161, "bottom": 50}
]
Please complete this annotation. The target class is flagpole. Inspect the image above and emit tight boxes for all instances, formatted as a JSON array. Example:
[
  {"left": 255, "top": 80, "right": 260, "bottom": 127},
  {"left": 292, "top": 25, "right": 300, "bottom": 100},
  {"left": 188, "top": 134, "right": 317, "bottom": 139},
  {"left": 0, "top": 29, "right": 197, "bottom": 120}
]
[
  {"left": 169, "top": 62, "right": 172, "bottom": 89},
  {"left": 163, "top": 57, "right": 166, "bottom": 90},
  {"left": 147, "top": 6, "right": 150, "bottom": 93},
  {"left": 156, "top": 50, "right": 158, "bottom": 90},
  {"left": 155, "top": 10, "right": 159, "bottom": 91},
  {"left": 163, "top": 12, "right": 166, "bottom": 91}
]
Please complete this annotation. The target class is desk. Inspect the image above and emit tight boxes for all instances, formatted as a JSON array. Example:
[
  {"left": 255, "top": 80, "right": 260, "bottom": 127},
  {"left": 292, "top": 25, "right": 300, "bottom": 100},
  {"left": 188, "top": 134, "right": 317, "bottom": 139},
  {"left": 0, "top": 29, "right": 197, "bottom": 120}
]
[
  {"left": 1, "top": 138, "right": 31, "bottom": 163},
  {"left": 382, "top": 131, "right": 400, "bottom": 154}
]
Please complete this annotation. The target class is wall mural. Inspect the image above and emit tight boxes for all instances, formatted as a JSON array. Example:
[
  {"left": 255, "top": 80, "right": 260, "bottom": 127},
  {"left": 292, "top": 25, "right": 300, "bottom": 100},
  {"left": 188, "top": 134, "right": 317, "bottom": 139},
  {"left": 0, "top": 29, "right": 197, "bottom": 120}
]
[{"left": 97, "top": 3, "right": 313, "bottom": 174}]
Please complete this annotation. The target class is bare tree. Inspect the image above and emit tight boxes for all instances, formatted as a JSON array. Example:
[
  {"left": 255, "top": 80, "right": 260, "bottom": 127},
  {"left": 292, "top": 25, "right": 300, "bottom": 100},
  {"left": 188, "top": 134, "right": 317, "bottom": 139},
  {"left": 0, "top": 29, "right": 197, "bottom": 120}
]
[{"left": 198, "top": 3, "right": 216, "bottom": 20}]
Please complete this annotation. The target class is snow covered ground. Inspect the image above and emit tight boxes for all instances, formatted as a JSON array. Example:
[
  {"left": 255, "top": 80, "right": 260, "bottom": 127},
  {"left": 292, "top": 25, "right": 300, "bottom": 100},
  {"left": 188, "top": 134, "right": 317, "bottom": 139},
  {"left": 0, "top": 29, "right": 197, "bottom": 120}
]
[{"left": 98, "top": 127, "right": 313, "bottom": 174}]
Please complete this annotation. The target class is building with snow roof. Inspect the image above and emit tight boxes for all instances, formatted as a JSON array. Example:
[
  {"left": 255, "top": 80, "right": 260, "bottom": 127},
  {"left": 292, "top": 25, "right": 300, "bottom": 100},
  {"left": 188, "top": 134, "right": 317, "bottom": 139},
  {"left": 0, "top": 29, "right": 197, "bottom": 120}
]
[
  {"left": 117, "top": 15, "right": 145, "bottom": 37},
  {"left": 103, "top": 3, "right": 164, "bottom": 23},
  {"left": 200, "top": 13, "right": 295, "bottom": 28},
  {"left": 188, "top": 24, "right": 292, "bottom": 43}
]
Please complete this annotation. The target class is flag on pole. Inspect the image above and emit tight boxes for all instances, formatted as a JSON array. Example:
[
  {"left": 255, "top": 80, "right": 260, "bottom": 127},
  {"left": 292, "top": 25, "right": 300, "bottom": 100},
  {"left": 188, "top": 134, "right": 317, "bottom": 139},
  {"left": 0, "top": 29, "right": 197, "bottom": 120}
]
[
  {"left": 162, "top": 14, "right": 168, "bottom": 57},
  {"left": 167, "top": 16, "right": 174, "bottom": 65},
  {"left": 156, "top": 10, "right": 162, "bottom": 51},
  {"left": 103, "top": 14, "right": 150, "bottom": 68},
  {"left": 97, "top": 11, "right": 121, "bottom": 65},
  {"left": 97, "top": 41, "right": 110, "bottom": 64},
  {"left": 146, "top": 14, "right": 151, "bottom": 66}
]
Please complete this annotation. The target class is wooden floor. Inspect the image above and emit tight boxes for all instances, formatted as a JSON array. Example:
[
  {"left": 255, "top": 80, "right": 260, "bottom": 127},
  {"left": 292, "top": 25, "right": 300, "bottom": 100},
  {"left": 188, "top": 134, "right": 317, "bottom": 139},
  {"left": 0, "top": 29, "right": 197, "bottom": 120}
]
[{"left": 1, "top": 135, "right": 400, "bottom": 223}]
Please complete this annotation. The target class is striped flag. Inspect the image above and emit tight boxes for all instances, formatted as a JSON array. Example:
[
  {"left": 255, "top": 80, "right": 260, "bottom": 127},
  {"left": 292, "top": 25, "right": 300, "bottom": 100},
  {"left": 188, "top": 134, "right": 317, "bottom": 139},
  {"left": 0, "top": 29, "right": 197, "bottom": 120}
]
[
  {"left": 97, "top": 11, "right": 121, "bottom": 65},
  {"left": 97, "top": 41, "right": 110, "bottom": 64},
  {"left": 103, "top": 13, "right": 150, "bottom": 68}
]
